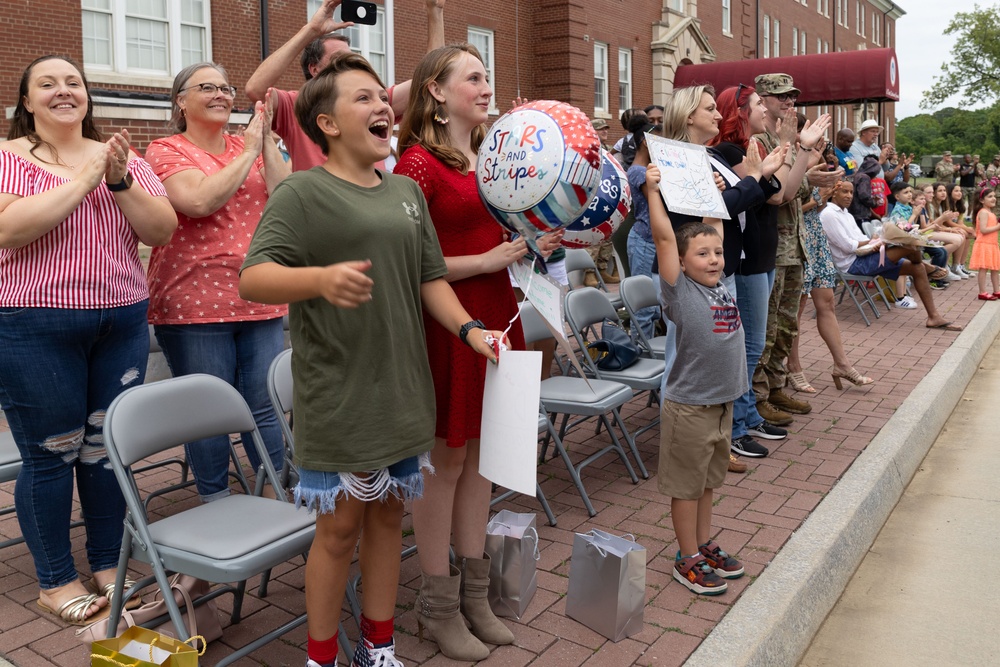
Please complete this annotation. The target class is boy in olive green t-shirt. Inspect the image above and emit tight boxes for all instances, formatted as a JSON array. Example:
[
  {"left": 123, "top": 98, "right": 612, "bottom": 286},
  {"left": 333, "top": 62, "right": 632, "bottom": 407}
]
[{"left": 240, "top": 53, "right": 502, "bottom": 667}]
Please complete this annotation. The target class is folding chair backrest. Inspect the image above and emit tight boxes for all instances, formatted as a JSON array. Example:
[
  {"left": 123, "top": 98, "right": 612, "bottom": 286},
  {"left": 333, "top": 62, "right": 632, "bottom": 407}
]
[
  {"left": 519, "top": 302, "right": 553, "bottom": 345},
  {"left": 268, "top": 349, "right": 293, "bottom": 416},
  {"left": 105, "top": 374, "right": 258, "bottom": 468},
  {"left": 564, "top": 248, "right": 596, "bottom": 274},
  {"left": 565, "top": 286, "right": 620, "bottom": 336},
  {"left": 620, "top": 275, "right": 659, "bottom": 312}
]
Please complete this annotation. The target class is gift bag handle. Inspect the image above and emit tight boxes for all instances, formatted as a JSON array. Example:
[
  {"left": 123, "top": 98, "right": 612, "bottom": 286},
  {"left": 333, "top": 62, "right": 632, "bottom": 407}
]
[
  {"left": 584, "top": 530, "right": 636, "bottom": 557},
  {"left": 489, "top": 520, "right": 541, "bottom": 561},
  {"left": 90, "top": 634, "right": 206, "bottom": 667}
]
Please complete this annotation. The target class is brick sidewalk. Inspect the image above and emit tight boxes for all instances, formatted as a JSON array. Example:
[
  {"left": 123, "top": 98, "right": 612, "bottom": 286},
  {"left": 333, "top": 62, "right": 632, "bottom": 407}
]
[{"left": 0, "top": 278, "right": 983, "bottom": 666}]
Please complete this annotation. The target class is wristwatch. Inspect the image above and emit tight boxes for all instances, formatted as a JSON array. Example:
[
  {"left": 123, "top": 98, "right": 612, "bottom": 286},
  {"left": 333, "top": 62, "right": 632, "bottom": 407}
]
[
  {"left": 458, "top": 319, "right": 485, "bottom": 346},
  {"left": 107, "top": 170, "right": 133, "bottom": 192}
]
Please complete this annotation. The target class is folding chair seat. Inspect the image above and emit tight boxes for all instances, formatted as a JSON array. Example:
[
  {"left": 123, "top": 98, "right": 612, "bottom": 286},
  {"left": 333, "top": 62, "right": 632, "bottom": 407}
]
[
  {"left": 564, "top": 287, "right": 663, "bottom": 450},
  {"left": 103, "top": 374, "right": 317, "bottom": 667},
  {"left": 520, "top": 303, "right": 642, "bottom": 515},
  {"left": 619, "top": 275, "right": 668, "bottom": 359},
  {"left": 564, "top": 248, "right": 624, "bottom": 310}
]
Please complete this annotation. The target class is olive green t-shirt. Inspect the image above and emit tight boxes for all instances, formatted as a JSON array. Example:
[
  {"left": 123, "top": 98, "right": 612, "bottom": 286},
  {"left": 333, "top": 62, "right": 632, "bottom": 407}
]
[{"left": 242, "top": 168, "right": 448, "bottom": 472}]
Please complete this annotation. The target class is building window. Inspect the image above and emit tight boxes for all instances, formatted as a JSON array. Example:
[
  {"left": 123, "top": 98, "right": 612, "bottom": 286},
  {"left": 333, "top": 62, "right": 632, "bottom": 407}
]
[
  {"left": 837, "top": 0, "right": 848, "bottom": 27},
  {"left": 801, "top": 30, "right": 807, "bottom": 55},
  {"left": 81, "top": 0, "right": 210, "bottom": 75},
  {"left": 594, "top": 42, "right": 608, "bottom": 114},
  {"left": 618, "top": 48, "right": 632, "bottom": 111},
  {"left": 872, "top": 13, "right": 881, "bottom": 45},
  {"left": 668, "top": 0, "right": 683, "bottom": 11},
  {"left": 722, "top": 0, "right": 731, "bottom": 34},
  {"left": 825, "top": 40, "right": 830, "bottom": 53},
  {"left": 792, "top": 28, "right": 798, "bottom": 56},
  {"left": 817, "top": 37, "right": 822, "bottom": 53},
  {"left": 762, "top": 16, "right": 770, "bottom": 58},
  {"left": 773, "top": 19, "right": 780, "bottom": 58},
  {"left": 468, "top": 27, "right": 497, "bottom": 113},
  {"left": 860, "top": 4, "right": 866, "bottom": 36}
]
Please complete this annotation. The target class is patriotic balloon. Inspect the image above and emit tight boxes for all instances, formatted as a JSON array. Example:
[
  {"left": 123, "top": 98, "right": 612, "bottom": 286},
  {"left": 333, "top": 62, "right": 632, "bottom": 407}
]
[
  {"left": 561, "top": 150, "right": 631, "bottom": 249},
  {"left": 476, "top": 100, "right": 602, "bottom": 256}
]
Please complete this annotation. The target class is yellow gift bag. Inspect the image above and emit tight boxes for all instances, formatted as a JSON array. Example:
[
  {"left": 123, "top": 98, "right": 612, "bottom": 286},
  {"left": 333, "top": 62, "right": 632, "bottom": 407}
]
[{"left": 91, "top": 626, "right": 205, "bottom": 667}]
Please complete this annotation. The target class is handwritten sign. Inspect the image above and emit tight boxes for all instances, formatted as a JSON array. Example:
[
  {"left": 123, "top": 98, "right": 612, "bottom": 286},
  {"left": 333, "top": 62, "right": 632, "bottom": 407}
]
[{"left": 645, "top": 134, "right": 730, "bottom": 220}]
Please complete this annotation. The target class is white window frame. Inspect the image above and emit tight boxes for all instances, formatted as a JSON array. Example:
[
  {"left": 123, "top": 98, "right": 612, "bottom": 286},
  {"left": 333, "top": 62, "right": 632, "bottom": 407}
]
[
  {"left": 762, "top": 16, "right": 770, "bottom": 58},
  {"left": 594, "top": 42, "right": 608, "bottom": 115},
  {"left": 801, "top": 30, "right": 807, "bottom": 55},
  {"left": 825, "top": 40, "right": 830, "bottom": 53},
  {"left": 81, "top": 0, "right": 212, "bottom": 85},
  {"left": 668, "top": 0, "right": 684, "bottom": 11},
  {"left": 618, "top": 48, "right": 632, "bottom": 112},
  {"left": 860, "top": 4, "right": 866, "bottom": 36},
  {"left": 792, "top": 28, "right": 798, "bottom": 56},
  {"left": 468, "top": 27, "right": 498, "bottom": 114},
  {"left": 773, "top": 19, "right": 780, "bottom": 58},
  {"left": 722, "top": 0, "right": 731, "bottom": 35},
  {"left": 817, "top": 37, "right": 822, "bottom": 54}
]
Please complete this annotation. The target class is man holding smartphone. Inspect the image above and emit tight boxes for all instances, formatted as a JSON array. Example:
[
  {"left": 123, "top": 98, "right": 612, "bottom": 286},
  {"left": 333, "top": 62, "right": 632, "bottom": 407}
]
[{"left": 246, "top": 0, "right": 446, "bottom": 172}]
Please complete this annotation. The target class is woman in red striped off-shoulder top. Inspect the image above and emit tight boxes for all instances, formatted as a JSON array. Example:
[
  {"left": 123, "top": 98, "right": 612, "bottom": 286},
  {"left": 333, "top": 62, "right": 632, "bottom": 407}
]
[{"left": 0, "top": 56, "right": 175, "bottom": 626}]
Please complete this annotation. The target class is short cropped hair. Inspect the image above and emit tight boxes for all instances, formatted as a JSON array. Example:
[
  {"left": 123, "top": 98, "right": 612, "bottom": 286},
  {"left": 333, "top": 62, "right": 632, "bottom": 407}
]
[
  {"left": 890, "top": 180, "right": 912, "bottom": 196},
  {"left": 675, "top": 222, "right": 721, "bottom": 255},
  {"left": 295, "top": 52, "right": 385, "bottom": 155},
  {"left": 300, "top": 33, "right": 351, "bottom": 81}
]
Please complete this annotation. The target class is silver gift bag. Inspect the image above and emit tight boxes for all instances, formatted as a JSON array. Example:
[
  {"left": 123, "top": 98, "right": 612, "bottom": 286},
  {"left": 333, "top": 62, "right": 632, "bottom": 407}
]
[
  {"left": 484, "top": 510, "right": 540, "bottom": 619},
  {"left": 565, "top": 529, "right": 645, "bottom": 641}
]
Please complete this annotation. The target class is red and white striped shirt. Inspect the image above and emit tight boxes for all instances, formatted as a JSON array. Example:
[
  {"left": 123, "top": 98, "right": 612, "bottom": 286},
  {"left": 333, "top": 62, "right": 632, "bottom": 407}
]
[{"left": 0, "top": 151, "right": 166, "bottom": 309}]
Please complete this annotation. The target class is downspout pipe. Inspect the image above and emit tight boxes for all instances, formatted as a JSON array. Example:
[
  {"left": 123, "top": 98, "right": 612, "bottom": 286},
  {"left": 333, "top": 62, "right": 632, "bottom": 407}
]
[{"left": 260, "top": 0, "right": 270, "bottom": 60}]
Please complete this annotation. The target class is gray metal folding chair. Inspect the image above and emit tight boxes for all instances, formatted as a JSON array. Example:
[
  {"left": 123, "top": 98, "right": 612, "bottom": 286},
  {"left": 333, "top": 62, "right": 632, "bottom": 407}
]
[
  {"left": 265, "top": 348, "right": 297, "bottom": 492},
  {"left": 103, "top": 374, "right": 317, "bottom": 667},
  {"left": 836, "top": 270, "right": 889, "bottom": 325},
  {"left": 564, "top": 288, "right": 662, "bottom": 463},
  {"left": 564, "top": 248, "right": 624, "bottom": 310},
  {"left": 619, "top": 275, "right": 668, "bottom": 359},
  {"left": 520, "top": 303, "right": 641, "bottom": 516}
]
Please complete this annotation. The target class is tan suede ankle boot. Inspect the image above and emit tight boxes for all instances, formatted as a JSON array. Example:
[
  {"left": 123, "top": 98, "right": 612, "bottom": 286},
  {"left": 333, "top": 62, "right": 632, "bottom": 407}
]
[
  {"left": 416, "top": 564, "right": 490, "bottom": 661},
  {"left": 459, "top": 554, "right": 515, "bottom": 645}
]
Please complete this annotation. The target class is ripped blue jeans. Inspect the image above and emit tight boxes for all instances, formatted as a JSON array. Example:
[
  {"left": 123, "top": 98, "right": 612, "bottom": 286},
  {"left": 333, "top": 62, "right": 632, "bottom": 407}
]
[{"left": 0, "top": 301, "right": 148, "bottom": 589}]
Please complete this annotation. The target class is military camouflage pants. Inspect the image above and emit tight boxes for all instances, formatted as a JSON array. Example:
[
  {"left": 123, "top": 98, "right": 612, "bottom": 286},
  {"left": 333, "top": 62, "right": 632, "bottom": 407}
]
[
  {"left": 752, "top": 263, "right": 803, "bottom": 401},
  {"left": 586, "top": 239, "right": 615, "bottom": 271}
]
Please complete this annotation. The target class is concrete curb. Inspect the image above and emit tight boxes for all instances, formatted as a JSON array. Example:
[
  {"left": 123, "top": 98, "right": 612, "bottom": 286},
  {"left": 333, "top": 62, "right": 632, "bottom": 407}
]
[{"left": 685, "top": 303, "right": 1000, "bottom": 667}]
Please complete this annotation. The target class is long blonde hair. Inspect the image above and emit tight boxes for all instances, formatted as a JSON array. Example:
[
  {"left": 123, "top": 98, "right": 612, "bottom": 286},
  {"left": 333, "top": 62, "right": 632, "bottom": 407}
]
[
  {"left": 397, "top": 44, "right": 487, "bottom": 175},
  {"left": 662, "top": 84, "right": 715, "bottom": 143}
]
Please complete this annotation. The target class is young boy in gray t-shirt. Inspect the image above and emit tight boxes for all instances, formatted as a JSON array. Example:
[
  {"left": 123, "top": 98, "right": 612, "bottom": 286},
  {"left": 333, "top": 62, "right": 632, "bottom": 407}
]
[{"left": 646, "top": 163, "right": 748, "bottom": 596}]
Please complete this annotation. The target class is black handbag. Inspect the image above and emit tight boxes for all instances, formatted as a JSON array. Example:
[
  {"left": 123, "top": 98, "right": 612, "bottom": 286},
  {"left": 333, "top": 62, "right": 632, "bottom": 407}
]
[{"left": 586, "top": 320, "right": 641, "bottom": 371}]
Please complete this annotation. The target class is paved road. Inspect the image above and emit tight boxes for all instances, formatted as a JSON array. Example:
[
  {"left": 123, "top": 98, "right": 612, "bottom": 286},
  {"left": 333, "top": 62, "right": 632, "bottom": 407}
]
[{"left": 799, "top": 334, "right": 1000, "bottom": 667}]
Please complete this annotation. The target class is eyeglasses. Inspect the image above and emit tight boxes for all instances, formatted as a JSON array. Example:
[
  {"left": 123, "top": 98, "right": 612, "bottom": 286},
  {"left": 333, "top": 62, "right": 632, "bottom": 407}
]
[
  {"left": 763, "top": 92, "right": 798, "bottom": 102},
  {"left": 179, "top": 83, "right": 237, "bottom": 98},
  {"left": 735, "top": 83, "right": 749, "bottom": 102}
]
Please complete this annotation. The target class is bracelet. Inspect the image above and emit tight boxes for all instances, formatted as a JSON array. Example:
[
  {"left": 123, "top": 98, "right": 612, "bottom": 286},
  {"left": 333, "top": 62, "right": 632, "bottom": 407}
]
[{"left": 800, "top": 144, "right": 815, "bottom": 152}]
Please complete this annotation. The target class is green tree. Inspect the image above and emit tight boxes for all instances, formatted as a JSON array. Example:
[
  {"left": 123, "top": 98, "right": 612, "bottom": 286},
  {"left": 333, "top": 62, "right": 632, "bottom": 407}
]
[{"left": 922, "top": 4, "right": 1000, "bottom": 110}]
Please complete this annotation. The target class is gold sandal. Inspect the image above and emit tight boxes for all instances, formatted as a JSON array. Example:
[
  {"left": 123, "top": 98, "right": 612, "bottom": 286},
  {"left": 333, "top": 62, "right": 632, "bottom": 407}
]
[
  {"left": 831, "top": 367, "right": 874, "bottom": 390},
  {"left": 787, "top": 371, "right": 817, "bottom": 393},
  {"left": 37, "top": 593, "right": 109, "bottom": 626},
  {"left": 90, "top": 577, "right": 142, "bottom": 610}
]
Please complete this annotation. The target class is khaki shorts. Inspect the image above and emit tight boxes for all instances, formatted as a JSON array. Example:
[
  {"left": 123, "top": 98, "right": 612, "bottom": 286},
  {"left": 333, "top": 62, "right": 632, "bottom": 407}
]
[{"left": 657, "top": 400, "right": 733, "bottom": 500}]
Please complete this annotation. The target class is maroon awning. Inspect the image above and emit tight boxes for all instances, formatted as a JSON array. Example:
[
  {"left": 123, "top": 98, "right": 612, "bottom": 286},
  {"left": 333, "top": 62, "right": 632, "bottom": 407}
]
[{"left": 673, "top": 48, "right": 900, "bottom": 106}]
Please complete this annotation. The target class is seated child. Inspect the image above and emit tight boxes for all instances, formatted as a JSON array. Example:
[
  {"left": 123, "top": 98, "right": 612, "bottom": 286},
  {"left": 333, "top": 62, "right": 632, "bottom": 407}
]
[
  {"left": 239, "top": 53, "right": 503, "bottom": 667},
  {"left": 645, "top": 163, "right": 746, "bottom": 596}
]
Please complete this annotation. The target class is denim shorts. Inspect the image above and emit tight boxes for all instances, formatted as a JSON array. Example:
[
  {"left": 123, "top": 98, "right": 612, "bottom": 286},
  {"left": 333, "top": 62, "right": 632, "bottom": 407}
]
[
  {"left": 294, "top": 453, "right": 431, "bottom": 515},
  {"left": 849, "top": 253, "right": 905, "bottom": 281}
]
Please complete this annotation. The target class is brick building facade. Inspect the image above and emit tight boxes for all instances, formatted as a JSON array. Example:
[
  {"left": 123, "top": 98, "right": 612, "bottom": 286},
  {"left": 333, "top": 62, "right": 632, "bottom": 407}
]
[{"left": 0, "top": 0, "right": 904, "bottom": 152}]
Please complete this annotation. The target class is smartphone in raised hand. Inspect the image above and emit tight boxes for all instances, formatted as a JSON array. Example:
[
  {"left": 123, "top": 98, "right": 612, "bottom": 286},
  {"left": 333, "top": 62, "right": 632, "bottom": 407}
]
[{"left": 341, "top": 0, "right": 378, "bottom": 25}]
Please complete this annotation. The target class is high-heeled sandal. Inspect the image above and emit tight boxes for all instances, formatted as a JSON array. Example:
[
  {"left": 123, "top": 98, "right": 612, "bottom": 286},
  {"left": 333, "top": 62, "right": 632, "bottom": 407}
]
[
  {"left": 831, "top": 367, "right": 874, "bottom": 390},
  {"left": 787, "top": 371, "right": 817, "bottom": 393}
]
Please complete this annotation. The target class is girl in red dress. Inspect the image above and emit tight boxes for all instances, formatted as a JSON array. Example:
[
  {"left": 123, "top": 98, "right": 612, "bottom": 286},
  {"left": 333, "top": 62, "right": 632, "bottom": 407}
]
[{"left": 394, "top": 45, "right": 537, "bottom": 661}]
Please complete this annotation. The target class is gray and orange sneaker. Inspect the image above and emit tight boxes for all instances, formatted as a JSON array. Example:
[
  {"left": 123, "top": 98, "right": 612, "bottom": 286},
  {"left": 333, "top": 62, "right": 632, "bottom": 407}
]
[
  {"left": 673, "top": 553, "right": 728, "bottom": 595},
  {"left": 699, "top": 541, "right": 745, "bottom": 579}
]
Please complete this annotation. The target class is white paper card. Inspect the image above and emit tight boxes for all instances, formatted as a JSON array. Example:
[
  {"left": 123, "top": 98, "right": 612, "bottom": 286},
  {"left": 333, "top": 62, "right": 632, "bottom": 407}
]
[
  {"left": 509, "top": 258, "right": 565, "bottom": 333},
  {"left": 645, "top": 133, "right": 730, "bottom": 220},
  {"left": 480, "top": 350, "right": 542, "bottom": 496},
  {"left": 120, "top": 639, "right": 173, "bottom": 663}
]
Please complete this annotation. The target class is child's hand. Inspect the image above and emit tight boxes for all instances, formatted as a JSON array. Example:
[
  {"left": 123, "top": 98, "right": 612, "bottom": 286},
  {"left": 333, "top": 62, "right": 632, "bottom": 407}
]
[
  {"left": 467, "top": 328, "right": 507, "bottom": 364},
  {"left": 318, "top": 259, "right": 374, "bottom": 307},
  {"left": 714, "top": 171, "right": 726, "bottom": 192},
  {"left": 646, "top": 163, "right": 661, "bottom": 186},
  {"left": 483, "top": 237, "right": 529, "bottom": 272}
]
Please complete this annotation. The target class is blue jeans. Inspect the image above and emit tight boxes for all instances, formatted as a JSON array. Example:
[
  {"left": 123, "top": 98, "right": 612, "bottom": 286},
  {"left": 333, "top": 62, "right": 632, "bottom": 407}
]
[
  {"left": 626, "top": 227, "right": 660, "bottom": 340},
  {"left": 732, "top": 271, "right": 775, "bottom": 438},
  {"left": 0, "top": 302, "right": 149, "bottom": 588},
  {"left": 155, "top": 318, "right": 285, "bottom": 502}
]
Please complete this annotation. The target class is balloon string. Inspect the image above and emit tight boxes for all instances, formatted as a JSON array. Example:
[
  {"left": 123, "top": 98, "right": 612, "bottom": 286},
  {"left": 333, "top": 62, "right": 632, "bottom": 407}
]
[{"left": 502, "top": 258, "right": 537, "bottom": 343}]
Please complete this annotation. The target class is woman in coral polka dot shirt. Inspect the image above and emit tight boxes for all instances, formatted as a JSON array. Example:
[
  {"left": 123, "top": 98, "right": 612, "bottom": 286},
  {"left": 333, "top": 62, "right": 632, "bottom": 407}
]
[{"left": 145, "top": 62, "right": 290, "bottom": 502}]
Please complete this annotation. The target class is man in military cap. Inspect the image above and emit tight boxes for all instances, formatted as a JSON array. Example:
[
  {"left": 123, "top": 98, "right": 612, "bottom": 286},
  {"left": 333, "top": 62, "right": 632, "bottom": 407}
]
[
  {"left": 934, "top": 151, "right": 959, "bottom": 184},
  {"left": 748, "top": 73, "right": 838, "bottom": 434}
]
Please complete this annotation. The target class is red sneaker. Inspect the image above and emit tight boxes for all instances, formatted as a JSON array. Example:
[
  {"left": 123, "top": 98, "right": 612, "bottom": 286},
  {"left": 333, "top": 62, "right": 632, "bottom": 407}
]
[
  {"left": 977, "top": 293, "right": 998, "bottom": 301},
  {"left": 673, "top": 554, "right": 728, "bottom": 595}
]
